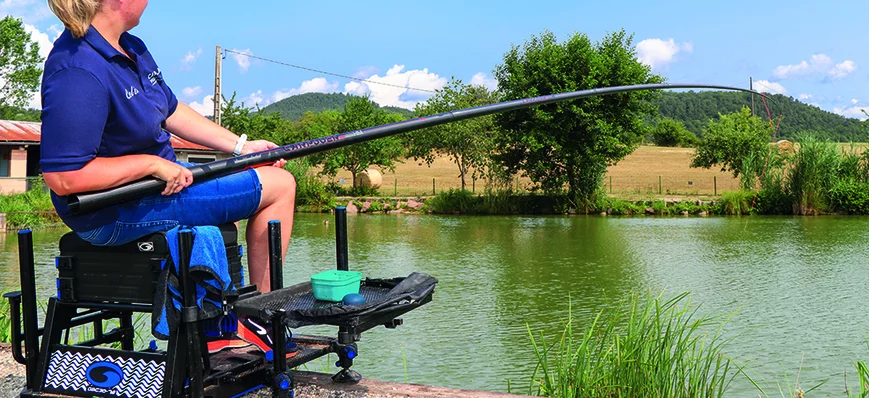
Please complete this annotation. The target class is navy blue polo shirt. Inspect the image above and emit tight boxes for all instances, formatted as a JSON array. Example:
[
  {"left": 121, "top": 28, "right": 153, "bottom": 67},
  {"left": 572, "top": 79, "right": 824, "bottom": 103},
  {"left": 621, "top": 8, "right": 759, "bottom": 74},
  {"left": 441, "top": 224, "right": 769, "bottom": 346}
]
[{"left": 40, "top": 26, "right": 179, "bottom": 231}]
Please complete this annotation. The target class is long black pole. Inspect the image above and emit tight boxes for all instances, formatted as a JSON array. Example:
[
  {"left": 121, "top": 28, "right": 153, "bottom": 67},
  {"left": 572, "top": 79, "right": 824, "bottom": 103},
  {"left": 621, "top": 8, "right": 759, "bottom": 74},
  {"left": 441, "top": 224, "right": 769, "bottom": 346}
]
[{"left": 68, "top": 83, "right": 757, "bottom": 214}]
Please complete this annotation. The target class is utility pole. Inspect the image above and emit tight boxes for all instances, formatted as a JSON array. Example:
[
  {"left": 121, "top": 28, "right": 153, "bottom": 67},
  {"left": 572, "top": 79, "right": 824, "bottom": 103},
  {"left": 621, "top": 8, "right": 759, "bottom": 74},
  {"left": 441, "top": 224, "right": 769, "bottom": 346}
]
[
  {"left": 213, "top": 46, "right": 222, "bottom": 126},
  {"left": 750, "top": 77, "right": 754, "bottom": 116}
]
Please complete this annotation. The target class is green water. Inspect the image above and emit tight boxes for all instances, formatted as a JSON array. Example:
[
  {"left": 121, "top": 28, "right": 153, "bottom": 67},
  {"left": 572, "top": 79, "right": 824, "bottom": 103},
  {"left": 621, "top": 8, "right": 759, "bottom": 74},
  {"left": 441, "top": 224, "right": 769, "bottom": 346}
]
[{"left": 3, "top": 215, "right": 869, "bottom": 396}]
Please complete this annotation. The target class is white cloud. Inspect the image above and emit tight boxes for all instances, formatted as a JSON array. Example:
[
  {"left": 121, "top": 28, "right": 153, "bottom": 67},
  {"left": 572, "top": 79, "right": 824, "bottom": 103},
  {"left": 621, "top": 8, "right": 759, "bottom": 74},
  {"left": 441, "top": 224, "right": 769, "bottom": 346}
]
[
  {"left": 636, "top": 38, "right": 693, "bottom": 70},
  {"left": 798, "top": 93, "right": 813, "bottom": 100},
  {"left": 181, "top": 86, "right": 203, "bottom": 99},
  {"left": 470, "top": 72, "right": 498, "bottom": 91},
  {"left": 852, "top": 99, "right": 859, "bottom": 105},
  {"left": 752, "top": 80, "right": 787, "bottom": 95},
  {"left": 833, "top": 105, "right": 869, "bottom": 120},
  {"left": 241, "top": 90, "right": 266, "bottom": 108},
  {"left": 0, "top": 0, "right": 52, "bottom": 22},
  {"left": 352, "top": 66, "right": 379, "bottom": 79},
  {"left": 829, "top": 60, "right": 857, "bottom": 80},
  {"left": 189, "top": 95, "right": 215, "bottom": 117},
  {"left": 180, "top": 48, "right": 203, "bottom": 71},
  {"left": 229, "top": 48, "right": 254, "bottom": 73},
  {"left": 341, "top": 64, "right": 446, "bottom": 109},
  {"left": 271, "top": 77, "right": 339, "bottom": 103},
  {"left": 773, "top": 54, "right": 856, "bottom": 81}
]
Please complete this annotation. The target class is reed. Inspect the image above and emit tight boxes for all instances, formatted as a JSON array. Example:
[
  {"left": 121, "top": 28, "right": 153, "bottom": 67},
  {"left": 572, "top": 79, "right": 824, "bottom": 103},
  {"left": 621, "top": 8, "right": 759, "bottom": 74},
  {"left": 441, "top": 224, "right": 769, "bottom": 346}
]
[{"left": 528, "top": 292, "right": 737, "bottom": 398}]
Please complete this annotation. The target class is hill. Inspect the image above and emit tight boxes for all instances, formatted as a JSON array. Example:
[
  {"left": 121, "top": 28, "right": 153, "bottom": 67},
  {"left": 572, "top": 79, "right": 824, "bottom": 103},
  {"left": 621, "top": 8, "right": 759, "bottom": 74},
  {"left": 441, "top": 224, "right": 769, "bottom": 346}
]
[
  {"left": 260, "top": 92, "right": 414, "bottom": 120},
  {"left": 655, "top": 91, "right": 865, "bottom": 141}
]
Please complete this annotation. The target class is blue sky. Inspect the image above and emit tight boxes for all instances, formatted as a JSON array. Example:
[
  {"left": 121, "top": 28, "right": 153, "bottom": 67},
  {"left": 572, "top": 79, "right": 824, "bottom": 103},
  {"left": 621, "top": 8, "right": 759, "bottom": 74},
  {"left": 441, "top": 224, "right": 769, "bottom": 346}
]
[{"left": 7, "top": 0, "right": 868, "bottom": 119}]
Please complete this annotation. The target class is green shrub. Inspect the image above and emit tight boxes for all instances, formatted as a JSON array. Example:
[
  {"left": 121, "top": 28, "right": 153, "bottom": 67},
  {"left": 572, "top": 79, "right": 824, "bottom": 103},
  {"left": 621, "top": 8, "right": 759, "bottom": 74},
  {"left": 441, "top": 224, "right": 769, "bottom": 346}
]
[
  {"left": 427, "top": 189, "right": 478, "bottom": 214},
  {"left": 718, "top": 190, "right": 755, "bottom": 215}
]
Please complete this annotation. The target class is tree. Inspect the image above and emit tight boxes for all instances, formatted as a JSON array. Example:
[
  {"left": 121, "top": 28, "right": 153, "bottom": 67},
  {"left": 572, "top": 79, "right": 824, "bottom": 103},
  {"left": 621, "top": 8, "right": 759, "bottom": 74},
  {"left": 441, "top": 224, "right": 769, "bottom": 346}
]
[
  {"left": 407, "top": 78, "right": 499, "bottom": 190},
  {"left": 319, "top": 96, "right": 405, "bottom": 188},
  {"left": 0, "top": 16, "right": 42, "bottom": 109},
  {"left": 493, "top": 30, "right": 664, "bottom": 211},
  {"left": 690, "top": 107, "right": 773, "bottom": 179},
  {"left": 651, "top": 117, "right": 698, "bottom": 147}
]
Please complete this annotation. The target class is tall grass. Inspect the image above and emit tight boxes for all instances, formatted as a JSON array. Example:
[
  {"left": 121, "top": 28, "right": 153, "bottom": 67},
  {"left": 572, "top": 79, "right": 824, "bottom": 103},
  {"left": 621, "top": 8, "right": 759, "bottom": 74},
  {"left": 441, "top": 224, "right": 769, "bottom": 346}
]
[
  {"left": 787, "top": 137, "right": 840, "bottom": 215},
  {"left": 0, "top": 178, "right": 59, "bottom": 229},
  {"left": 719, "top": 190, "right": 755, "bottom": 215},
  {"left": 528, "top": 292, "right": 737, "bottom": 398},
  {"left": 284, "top": 159, "right": 335, "bottom": 211}
]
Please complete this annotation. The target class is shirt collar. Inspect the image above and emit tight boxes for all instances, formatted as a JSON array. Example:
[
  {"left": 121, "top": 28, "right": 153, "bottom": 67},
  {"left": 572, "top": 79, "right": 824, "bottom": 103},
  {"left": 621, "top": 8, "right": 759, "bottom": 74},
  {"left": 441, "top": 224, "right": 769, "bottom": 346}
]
[{"left": 82, "top": 26, "right": 141, "bottom": 61}]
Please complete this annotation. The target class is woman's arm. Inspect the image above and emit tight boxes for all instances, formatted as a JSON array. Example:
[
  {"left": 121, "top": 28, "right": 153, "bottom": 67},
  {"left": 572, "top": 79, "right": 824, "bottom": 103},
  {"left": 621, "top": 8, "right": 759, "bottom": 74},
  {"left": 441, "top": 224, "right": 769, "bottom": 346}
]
[
  {"left": 165, "top": 103, "right": 239, "bottom": 153},
  {"left": 43, "top": 155, "right": 193, "bottom": 196},
  {"left": 165, "top": 103, "right": 284, "bottom": 156}
]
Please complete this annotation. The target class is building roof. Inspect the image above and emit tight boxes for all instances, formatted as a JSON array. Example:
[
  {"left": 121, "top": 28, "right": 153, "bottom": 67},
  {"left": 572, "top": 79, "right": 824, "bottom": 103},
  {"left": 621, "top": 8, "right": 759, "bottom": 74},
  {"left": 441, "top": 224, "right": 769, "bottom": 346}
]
[{"left": 0, "top": 119, "right": 216, "bottom": 152}]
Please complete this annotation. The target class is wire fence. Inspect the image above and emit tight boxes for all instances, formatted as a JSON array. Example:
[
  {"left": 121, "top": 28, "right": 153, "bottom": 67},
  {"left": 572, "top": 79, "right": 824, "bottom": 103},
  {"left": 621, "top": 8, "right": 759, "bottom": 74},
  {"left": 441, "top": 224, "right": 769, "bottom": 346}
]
[{"left": 326, "top": 174, "right": 741, "bottom": 198}]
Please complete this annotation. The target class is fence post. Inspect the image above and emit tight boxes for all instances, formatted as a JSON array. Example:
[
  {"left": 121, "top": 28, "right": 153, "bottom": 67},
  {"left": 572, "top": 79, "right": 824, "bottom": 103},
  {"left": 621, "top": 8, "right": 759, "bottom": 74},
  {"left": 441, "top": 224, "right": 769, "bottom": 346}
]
[
  {"left": 472, "top": 178, "right": 475, "bottom": 193},
  {"left": 432, "top": 178, "right": 436, "bottom": 196},
  {"left": 714, "top": 176, "right": 717, "bottom": 196},
  {"left": 394, "top": 178, "right": 397, "bottom": 196},
  {"left": 609, "top": 176, "right": 613, "bottom": 194},
  {"left": 658, "top": 176, "right": 662, "bottom": 195}
]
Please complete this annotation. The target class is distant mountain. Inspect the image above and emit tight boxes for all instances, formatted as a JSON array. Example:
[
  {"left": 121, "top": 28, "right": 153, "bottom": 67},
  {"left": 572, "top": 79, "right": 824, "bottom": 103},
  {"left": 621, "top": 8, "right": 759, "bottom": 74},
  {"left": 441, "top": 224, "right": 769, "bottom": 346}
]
[
  {"left": 260, "top": 92, "right": 414, "bottom": 120},
  {"left": 655, "top": 91, "right": 864, "bottom": 142}
]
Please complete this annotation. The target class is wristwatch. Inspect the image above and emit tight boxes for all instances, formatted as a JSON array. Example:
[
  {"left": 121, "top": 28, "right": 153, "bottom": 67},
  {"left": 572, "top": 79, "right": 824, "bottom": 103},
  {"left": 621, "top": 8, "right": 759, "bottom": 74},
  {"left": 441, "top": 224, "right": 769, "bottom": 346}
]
[{"left": 232, "top": 134, "right": 247, "bottom": 156}]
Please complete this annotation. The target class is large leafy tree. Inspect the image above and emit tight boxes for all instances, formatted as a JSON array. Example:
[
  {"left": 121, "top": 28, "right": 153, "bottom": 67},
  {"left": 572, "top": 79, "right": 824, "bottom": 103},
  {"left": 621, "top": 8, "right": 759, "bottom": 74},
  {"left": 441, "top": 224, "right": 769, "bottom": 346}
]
[
  {"left": 0, "top": 16, "right": 42, "bottom": 109},
  {"left": 690, "top": 106, "right": 773, "bottom": 178},
  {"left": 493, "top": 29, "right": 664, "bottom": 211},
  {"left": 320, "top": 96, "right": 405, "bottom": 188},
  {"left": 408, "top": 78, "right": 499, "bottom": 190}
]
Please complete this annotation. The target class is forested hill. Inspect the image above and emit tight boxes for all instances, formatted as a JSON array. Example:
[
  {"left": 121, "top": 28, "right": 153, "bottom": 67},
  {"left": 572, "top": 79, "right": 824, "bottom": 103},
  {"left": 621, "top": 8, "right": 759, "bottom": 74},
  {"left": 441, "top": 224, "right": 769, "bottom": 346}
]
[
  {"left": 656, "top": 91, "right": 865, "bottom": 141},
  {"left": 260, "top": 92, "right": 414, "bottom": 120}
]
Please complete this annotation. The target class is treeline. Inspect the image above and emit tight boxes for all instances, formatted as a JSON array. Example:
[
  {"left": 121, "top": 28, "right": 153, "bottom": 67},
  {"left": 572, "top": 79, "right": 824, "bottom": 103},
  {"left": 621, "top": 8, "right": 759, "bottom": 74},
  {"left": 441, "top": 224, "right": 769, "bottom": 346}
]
[
  {"left": 655, "top": 91, "right": 864, "bottom": 141},
  {"left": 260, "top": 92, "right": 413, "bottom": 121}
]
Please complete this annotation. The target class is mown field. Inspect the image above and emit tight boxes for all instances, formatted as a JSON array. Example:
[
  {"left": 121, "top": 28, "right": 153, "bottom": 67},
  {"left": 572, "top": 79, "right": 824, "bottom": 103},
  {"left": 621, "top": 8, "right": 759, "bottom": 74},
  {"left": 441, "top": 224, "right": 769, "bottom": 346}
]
[{"left": 324, "top": 145, "right": 742, "bottom": 199}]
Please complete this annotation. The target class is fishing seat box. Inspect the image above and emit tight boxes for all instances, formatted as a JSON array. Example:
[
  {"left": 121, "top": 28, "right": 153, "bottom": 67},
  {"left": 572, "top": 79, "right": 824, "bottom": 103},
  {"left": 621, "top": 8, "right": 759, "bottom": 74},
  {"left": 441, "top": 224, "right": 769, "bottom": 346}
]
[{"left": 55, "top": 223, "right": 243, "bottom": 304}]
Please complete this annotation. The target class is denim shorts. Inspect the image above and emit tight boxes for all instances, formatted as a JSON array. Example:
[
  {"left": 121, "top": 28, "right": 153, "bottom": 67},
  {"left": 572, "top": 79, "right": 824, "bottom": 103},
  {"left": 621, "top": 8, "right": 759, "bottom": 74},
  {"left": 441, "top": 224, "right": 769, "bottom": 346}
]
[{"left": 76, "top": 166, "right": 262, "bottom": 246}]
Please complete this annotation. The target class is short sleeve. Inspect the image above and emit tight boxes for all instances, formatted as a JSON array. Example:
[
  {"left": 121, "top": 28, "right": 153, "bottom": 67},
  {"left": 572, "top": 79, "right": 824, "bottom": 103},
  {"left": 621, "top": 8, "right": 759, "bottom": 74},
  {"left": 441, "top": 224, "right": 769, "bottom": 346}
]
[
  {"left": 164, "top": 80, "right": 178, "bottom": 117},
  {"left": 40, "top": 68, "right": 109, "bottom": 172}
]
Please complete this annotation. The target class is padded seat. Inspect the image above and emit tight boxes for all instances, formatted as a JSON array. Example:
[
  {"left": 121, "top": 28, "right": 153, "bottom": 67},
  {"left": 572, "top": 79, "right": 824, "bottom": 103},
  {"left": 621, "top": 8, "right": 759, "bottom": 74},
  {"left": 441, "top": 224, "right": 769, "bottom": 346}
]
[{"left": 55, "top": 223, "right": 242, "bottom": 305}]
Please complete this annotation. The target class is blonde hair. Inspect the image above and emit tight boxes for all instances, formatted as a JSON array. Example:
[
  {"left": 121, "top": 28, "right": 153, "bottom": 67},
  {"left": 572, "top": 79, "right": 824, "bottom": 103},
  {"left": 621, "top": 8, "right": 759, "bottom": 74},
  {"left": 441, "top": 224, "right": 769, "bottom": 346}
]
[{"left": 47, "top": 0, "right": 102, "bottom": 38}]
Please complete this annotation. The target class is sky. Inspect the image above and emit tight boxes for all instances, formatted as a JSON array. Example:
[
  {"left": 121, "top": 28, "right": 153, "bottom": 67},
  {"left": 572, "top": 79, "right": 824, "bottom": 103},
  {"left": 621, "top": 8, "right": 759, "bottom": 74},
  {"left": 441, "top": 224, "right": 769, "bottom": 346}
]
[{"left": 5, "top": 0, "right": 869, "bottom": 120}]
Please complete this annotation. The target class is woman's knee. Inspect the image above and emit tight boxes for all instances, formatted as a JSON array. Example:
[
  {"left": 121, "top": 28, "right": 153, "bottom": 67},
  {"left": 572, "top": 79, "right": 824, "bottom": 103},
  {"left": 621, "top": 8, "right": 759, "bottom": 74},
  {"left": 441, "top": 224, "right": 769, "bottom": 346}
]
[{"left": 256, "top": 167, "right": 296, "bottom": 205}]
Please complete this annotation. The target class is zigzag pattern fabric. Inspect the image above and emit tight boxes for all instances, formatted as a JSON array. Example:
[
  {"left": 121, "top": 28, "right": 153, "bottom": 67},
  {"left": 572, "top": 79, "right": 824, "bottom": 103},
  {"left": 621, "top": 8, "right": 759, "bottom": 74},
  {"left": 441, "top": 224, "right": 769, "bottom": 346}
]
[{"left": 44, "top": 350, "right": 165, "bottom": 398}]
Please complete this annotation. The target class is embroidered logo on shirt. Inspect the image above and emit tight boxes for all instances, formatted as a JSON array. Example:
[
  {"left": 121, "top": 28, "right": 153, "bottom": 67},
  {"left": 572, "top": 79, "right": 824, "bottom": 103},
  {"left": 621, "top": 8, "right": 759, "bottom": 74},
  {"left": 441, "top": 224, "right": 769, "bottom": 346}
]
[
  {"left": 125, "top": 86, "right": 139, "bottom": 99},
  {"left": 147, "top": 68, "right": 163, "bottom": 85}
]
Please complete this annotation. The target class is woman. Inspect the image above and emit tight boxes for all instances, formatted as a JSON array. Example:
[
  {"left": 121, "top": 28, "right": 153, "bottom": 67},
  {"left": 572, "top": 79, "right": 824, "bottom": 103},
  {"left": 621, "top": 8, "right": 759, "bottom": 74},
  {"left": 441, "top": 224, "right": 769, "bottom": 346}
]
[{"left": 41, "top": 0, "right": 296, "bottom": 352}]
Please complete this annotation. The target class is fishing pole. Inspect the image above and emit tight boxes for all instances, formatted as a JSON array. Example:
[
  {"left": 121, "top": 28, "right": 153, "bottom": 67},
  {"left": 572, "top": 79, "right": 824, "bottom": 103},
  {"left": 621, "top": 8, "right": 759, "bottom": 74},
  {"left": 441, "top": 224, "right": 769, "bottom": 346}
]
[{"left": 67, "top": 83, "right": 760, "bottom": 214}]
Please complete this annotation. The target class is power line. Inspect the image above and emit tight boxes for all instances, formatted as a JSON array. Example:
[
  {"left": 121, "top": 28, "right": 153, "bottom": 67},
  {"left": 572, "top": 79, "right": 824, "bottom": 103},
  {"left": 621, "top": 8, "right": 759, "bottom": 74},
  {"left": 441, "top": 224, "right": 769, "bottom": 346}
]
[{"left": 223, "top": 49, "right": 437, "bottom": 93}]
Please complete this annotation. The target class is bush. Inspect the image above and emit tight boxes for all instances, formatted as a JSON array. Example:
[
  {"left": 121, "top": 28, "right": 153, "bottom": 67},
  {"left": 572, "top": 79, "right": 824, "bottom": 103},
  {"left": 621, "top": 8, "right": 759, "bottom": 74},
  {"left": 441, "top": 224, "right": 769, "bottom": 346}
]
[
  {"left": 718, "top": 190, "right": 755, "bottom": 215},
  {"left": 427, "top": 189, "right": 478, "bottom": 214}
]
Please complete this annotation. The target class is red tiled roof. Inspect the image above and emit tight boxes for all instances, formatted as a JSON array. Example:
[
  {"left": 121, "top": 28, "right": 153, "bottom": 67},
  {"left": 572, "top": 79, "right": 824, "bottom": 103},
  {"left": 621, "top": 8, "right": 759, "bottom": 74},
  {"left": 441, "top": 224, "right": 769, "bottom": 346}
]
[{"left": 0, "top": 119, "right": 217, "bottom": 152}]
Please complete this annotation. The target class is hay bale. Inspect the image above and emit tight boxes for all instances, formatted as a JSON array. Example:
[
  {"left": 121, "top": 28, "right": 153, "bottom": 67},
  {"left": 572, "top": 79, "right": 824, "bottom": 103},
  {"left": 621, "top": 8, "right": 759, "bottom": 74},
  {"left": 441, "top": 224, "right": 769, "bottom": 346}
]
[
  {"left": 356, "top": 169, "right": 382, "bottom": 189},
  {"left": 776, "top": 139, "right": 794, "bottom": 154}
]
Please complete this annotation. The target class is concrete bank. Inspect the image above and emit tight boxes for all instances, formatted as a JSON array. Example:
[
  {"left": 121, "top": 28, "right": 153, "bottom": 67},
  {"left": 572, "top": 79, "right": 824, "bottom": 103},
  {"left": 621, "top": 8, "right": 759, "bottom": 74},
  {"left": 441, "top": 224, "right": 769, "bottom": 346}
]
[{"left": 0, "top": 344, "right": 532, "bottom": 398}]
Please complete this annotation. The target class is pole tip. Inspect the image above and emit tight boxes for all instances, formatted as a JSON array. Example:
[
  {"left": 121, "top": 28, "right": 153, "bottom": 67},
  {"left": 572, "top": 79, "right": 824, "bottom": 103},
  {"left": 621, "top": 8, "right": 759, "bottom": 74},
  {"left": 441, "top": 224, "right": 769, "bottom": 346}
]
[
  {"left": 17, "top": 229, "right": 31, "bottom": 235},
  {"left": 335, "top": 206, "right": 347, "bottom": 210}
]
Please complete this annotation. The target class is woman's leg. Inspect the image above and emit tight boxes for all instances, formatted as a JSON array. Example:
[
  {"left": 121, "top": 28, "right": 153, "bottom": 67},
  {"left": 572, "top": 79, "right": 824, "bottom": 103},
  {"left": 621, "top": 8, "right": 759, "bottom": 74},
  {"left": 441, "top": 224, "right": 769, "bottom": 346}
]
[{"left": 246, "top": 167, "right": 296, "bottom": 292}]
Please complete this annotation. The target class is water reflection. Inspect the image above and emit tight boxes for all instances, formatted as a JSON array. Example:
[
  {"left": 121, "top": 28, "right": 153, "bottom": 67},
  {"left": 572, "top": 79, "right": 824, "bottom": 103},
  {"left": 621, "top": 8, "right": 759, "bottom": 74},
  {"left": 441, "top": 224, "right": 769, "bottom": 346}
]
[{"left": 3, "top": 215, "right": 869, "bottom": 395}]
